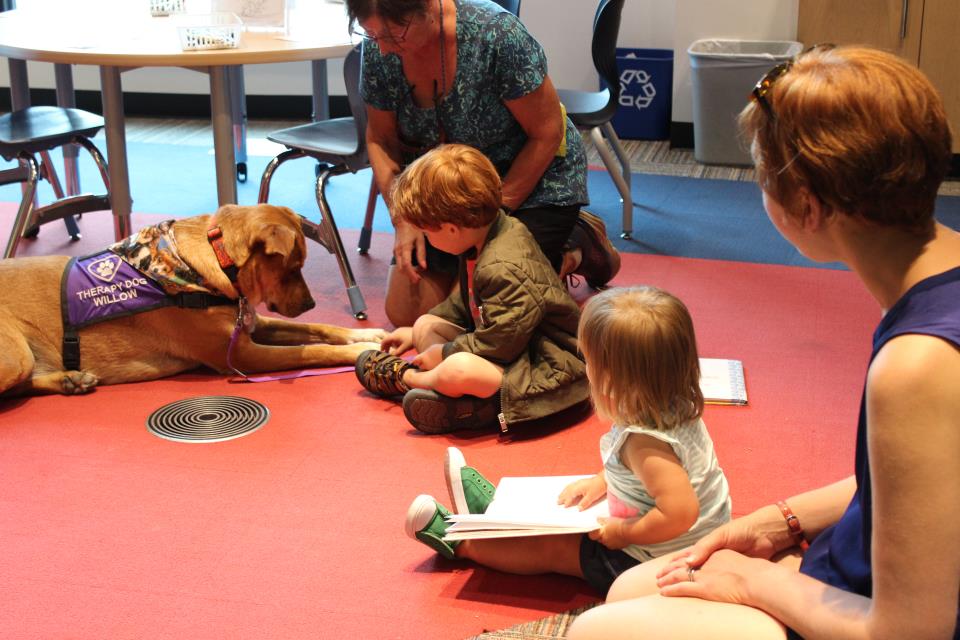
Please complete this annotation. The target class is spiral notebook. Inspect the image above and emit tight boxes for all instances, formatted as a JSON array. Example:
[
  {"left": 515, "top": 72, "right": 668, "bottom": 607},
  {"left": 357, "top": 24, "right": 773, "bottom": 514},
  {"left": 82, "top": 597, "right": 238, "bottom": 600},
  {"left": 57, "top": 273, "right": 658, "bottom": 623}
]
[{"left": 699, "top": 358, "right": 748, "bottom": 405}]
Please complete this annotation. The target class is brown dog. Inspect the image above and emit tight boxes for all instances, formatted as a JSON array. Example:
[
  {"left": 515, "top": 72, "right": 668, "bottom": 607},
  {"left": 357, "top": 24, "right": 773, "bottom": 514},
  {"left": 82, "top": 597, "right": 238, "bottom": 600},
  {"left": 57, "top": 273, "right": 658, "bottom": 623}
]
[{"left": 0, "top": 204, "right": 386, "bottom": 397}]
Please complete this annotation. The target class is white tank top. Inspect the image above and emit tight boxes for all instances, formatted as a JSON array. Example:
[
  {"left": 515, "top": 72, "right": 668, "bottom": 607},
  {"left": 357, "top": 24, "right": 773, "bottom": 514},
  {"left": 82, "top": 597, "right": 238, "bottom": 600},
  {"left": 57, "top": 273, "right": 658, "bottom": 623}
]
[{"left": 600, "top": 418, "right": 732, "bottom": 561}]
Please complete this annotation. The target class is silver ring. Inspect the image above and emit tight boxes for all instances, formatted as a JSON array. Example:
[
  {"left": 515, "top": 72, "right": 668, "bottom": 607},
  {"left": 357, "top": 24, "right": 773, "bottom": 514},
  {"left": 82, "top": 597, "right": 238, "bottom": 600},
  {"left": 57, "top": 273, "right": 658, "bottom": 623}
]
[{"left": 687, "top": 566, "right": 697, "bottom": 582}]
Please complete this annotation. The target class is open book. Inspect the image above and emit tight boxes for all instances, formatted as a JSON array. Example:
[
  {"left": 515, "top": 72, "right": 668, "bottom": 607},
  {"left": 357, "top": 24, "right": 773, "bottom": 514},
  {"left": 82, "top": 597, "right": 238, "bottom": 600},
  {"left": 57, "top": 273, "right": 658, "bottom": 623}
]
[
  {"left": 699, "top": 358, "right": 748, "bottom": 405},
  {"left": 444, "top": 475, "right": 610, "bottom": 541}
]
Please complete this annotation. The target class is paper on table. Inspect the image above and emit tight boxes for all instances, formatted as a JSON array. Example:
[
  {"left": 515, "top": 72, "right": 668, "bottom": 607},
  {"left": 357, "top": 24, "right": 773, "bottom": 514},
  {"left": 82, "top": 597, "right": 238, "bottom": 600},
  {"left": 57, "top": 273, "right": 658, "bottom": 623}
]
[{"left": 444, "top": 475, "right": 610, "bottom": 541}]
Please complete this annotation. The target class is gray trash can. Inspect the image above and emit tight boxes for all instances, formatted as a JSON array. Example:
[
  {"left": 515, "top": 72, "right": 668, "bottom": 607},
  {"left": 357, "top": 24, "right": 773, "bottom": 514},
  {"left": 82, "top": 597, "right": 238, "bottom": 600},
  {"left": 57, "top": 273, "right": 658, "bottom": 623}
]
[{"left": 688, "top": 39, "right": 802, "bottom": 165}]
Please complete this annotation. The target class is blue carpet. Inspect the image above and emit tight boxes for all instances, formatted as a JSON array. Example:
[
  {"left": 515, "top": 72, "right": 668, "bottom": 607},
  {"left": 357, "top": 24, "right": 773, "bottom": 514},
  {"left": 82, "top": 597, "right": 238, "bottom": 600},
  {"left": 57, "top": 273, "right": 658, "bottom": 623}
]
[{"left": 3, "top": 140, "right": 958, "bottom": 269}]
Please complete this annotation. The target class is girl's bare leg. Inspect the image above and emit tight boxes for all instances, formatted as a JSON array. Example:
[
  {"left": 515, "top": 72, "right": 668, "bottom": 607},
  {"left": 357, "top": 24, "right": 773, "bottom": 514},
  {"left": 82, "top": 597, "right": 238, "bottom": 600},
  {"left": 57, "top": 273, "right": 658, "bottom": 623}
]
[{"left": 457, "top": 533, "right": 584, "bottom": 578}]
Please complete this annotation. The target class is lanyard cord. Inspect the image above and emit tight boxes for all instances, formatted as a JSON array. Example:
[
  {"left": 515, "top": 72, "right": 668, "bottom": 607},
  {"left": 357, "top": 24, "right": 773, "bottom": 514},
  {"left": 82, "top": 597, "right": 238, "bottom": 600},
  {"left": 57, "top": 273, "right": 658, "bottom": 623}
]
[{"left": 434, "top": 0, "right": 447, "bottom": 143}]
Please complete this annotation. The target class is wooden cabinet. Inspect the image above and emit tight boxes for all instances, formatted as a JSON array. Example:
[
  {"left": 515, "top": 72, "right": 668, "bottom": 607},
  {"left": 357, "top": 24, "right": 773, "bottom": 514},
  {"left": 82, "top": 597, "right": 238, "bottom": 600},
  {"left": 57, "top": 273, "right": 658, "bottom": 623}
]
[{"left": 799, "top": 0, "right": 960, "bottom": 153}]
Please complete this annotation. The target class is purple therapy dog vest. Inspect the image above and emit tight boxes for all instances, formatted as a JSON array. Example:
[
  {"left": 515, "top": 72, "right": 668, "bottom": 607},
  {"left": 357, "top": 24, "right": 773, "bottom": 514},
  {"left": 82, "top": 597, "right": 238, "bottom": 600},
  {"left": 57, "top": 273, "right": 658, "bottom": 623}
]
[
  {"left": 60, "top": 221, "right": 235, "bottom": 371},
  {"left": 64, "top": 251, "right": 174, "bottom": 327}
]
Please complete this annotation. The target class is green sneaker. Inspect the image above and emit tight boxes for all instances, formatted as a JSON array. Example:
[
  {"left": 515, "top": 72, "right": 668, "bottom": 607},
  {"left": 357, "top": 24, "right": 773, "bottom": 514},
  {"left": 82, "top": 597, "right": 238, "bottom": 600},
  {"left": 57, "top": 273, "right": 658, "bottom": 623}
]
[
  {"left": 445, "top": 447, "right": 496, "bottom": 514},
  {"left": 404, "top": 494, "right": 459, "bottom": 560}
]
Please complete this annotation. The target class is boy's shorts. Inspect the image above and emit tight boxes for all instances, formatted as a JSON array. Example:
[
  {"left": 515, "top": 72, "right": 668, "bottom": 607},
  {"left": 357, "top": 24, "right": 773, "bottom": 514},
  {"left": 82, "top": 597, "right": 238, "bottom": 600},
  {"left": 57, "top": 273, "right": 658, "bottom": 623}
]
[{"left": 579, "top": 535, "right": 643, "bottom": 596}]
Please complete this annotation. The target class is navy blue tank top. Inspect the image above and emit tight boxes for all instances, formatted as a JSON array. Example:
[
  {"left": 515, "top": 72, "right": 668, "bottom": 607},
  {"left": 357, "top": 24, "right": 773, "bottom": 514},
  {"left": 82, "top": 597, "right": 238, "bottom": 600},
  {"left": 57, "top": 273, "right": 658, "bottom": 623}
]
[{"left": 798, "top": 265, "right": 960, "bottom": 638}]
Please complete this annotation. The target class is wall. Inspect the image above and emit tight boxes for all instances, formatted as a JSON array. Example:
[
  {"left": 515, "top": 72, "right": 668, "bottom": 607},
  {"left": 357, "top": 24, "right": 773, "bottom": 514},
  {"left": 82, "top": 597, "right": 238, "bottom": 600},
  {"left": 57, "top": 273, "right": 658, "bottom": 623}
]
[{"left": 0, "top": 0, "right": 799, "bottom": 123}]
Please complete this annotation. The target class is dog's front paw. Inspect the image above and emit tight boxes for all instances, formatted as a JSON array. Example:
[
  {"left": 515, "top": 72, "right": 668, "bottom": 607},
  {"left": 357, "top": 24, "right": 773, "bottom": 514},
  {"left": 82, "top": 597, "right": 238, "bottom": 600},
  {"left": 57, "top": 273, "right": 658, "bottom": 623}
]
[
  {"left": 347, "top": 342, "right": 384, "bottom": 361},
  {"left": 62, "top": 371, "right": 99, "bottom": 395},
  {"left": 347, "top": 328, "right": 388, "bottom": 344}
]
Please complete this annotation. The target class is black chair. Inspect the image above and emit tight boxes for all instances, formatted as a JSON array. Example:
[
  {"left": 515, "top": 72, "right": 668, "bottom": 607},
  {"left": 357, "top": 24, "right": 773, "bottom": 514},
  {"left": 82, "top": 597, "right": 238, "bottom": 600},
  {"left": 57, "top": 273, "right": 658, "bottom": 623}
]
[
  {"left": 354, "top": 0, "right": 523, "bottom": 255},
  {"left": 0, "top": 105, "right": 112, "bottom": 259},
  {"left": 258, "top": 45, "right": 369, "bottom": 320},
  {"left": 556, "top": 0, "right": 634, "bottom": 238}
]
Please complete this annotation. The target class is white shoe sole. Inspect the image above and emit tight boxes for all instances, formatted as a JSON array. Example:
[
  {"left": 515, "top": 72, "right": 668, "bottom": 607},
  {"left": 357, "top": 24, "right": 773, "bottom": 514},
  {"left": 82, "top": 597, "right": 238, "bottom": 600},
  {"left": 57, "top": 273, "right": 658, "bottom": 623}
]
[
  {"left": 445, "top": 447, "right": 469, "bottom": 515},
  {"left": 404, "top": 494, "right": 437, "bottom": 539}
]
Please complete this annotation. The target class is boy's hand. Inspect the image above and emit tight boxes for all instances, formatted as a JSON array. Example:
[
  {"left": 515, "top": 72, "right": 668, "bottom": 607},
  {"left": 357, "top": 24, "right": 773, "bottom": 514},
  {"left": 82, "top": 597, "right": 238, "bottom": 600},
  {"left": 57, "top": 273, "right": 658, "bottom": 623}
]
[
  {"left": 381, "top": 327, "right": 414, "bottom": 355},
  {"left": 412, "top": 344, "right": 444, "bottom": 371},
  {"left": 557, "top": 474, "right": 607, "bottom": 511}
]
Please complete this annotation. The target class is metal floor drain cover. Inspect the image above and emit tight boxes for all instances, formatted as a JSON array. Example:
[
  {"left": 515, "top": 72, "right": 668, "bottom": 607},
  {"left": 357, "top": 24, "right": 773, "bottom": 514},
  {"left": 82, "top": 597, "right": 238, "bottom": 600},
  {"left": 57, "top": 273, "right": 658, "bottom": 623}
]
[{"left": 147, "top": 396, "right": 270, "bottom": 443}]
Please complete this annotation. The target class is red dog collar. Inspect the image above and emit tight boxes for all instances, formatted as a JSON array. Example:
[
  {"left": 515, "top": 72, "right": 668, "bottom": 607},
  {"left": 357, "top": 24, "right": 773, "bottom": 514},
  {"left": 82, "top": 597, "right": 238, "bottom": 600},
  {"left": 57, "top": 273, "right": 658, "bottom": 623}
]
[{"left": 207, "top": 217, "right": 240, "bottom": 284}]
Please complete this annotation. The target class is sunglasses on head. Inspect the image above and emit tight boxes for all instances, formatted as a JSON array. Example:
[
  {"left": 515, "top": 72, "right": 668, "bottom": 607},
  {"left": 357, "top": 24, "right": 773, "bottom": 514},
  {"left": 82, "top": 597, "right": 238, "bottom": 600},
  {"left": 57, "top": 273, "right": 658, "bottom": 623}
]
[{"left": 750, "top": 43, "right": 836, "bottom": 119}]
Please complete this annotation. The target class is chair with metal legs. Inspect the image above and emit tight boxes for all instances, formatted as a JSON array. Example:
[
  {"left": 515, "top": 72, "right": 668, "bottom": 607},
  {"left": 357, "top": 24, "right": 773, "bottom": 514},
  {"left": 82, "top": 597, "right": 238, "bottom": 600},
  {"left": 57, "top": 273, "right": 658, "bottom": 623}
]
[
  {"left": 556, "top": 0, "right": 634, "bottom": 238},
  {"left": 0, "top": 105, "right": 112, "bottom": 259},
  {"left": 258, "top": 45, "right": 369, "bottom": 319}
]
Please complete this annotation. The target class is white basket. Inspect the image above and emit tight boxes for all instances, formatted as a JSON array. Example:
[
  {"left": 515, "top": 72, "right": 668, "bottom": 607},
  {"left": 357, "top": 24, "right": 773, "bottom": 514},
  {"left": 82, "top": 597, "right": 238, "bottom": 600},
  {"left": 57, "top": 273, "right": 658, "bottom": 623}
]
[
  {"left": 177, "top": 12, "right": 243, "bottom": 51},
  {"left": 150, "top": 0, "right": 186, "bottom": 17}
]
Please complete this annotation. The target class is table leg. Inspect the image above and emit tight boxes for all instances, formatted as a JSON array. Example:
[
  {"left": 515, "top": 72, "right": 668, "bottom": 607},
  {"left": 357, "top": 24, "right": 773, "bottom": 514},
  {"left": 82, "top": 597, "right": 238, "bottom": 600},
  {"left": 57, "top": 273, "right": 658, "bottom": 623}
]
[
  {"left": 228, "top": 65, "right": 247, "bottom": 182},
  {"left": 99, "top": 65, "right": 132, "bottom": 240},
  {"left": 209, "top": 66, "right": 238, "bottom": 206},
  {"left": 311, "top": 59, "right": 328, "bottom": 122},
  {"left": 7, "top": 59, "right": 29, "bottom": 109},
  {"left": 54, "top": 63, "right": 82, "bottom": 239}
]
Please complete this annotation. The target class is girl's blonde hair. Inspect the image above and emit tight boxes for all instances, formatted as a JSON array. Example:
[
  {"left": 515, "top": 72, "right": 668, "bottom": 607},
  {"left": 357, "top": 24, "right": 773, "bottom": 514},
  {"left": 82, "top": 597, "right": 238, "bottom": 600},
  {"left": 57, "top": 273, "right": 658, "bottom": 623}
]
[
  {"left": 578, "top": 286, "right": 704, "bottom": 430},
  {"left": 390, "top": 144, "right": 502, "bottom": 230},
  {"left": 739, "top": 45, "right": 951, "bottom": 233}
]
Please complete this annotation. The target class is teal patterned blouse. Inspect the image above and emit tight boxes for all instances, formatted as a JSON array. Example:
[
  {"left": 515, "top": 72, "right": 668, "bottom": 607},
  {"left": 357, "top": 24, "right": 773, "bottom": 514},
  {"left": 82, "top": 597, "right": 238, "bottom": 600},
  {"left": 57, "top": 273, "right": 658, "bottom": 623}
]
[{"left": 360, "top": 0, "right": 588, "bottom": 209}]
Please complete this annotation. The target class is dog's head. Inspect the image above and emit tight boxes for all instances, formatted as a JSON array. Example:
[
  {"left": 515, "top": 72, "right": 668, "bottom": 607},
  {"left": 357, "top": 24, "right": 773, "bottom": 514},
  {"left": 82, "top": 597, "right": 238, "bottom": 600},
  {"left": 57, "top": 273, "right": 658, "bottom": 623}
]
[{"left": 214, "top": 204, "right": 316, "bottom": 317}]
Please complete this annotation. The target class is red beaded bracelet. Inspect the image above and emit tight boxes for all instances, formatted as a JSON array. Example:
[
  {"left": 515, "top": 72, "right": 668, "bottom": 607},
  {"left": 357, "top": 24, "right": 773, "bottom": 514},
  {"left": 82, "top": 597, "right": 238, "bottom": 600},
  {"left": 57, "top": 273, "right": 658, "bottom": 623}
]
[{"left": 776, "top": 500, "right": 810, "bottom": 551}]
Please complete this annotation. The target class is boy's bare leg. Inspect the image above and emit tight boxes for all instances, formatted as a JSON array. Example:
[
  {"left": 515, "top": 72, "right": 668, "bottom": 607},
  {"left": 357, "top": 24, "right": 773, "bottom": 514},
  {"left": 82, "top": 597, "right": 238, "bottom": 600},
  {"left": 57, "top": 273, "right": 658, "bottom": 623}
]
[
  {"left": 405, "top": 351, "right": 503, "bottom": 398},
  {"left": 411, "top": 314, "right": 466, "bottom": 352},
  {"left": 458, "top": 533, "right": 584, "bottom": 578}
]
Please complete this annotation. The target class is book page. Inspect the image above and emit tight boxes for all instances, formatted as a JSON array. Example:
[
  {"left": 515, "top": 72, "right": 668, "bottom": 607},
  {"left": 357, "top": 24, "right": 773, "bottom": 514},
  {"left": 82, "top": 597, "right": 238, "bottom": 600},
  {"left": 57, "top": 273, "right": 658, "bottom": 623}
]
[{"left": 444, "top": 475, "right": 609, "bottom": 540}]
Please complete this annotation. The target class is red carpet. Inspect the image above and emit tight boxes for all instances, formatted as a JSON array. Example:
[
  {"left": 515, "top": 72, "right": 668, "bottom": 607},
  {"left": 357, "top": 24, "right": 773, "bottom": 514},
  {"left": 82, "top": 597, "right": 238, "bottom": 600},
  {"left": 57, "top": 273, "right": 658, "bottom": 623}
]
[{"left": 0, "top": 207, "right": 876, "bottom": 639}]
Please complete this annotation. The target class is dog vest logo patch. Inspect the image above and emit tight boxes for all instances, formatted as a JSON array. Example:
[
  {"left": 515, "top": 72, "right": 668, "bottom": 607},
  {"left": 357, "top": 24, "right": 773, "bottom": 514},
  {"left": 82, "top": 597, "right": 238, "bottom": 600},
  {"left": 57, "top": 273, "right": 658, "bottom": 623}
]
[
  {"left": 85, "top": 254, "right": 122, "bottom": 283},
  {"left": 65, "top": 251, "right": 171, "bottom": 327}
]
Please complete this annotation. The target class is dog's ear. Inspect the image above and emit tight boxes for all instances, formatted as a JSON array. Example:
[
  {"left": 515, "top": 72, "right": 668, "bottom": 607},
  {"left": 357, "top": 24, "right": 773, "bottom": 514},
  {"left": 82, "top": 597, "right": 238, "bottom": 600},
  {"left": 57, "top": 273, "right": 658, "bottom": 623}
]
[{"left": 259, "top": 224, "right": 298, "bottom": 263}]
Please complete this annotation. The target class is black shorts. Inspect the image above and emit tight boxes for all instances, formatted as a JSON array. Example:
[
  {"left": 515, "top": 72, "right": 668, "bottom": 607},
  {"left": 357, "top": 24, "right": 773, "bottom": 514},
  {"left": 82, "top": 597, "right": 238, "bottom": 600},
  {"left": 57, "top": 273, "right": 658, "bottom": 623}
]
[
  {"left": 392, "top": 204, "right": 581, "bottom": 275},
  {"left": 579, "top": 534, "right": 643, "bottom": 596}
]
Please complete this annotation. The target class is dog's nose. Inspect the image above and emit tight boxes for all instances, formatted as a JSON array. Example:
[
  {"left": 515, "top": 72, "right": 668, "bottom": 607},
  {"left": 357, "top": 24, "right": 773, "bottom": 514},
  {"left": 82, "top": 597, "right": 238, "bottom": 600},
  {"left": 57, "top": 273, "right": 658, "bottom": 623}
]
[{"left": 301, "top": 298, "right": 316, "bottom": 313}]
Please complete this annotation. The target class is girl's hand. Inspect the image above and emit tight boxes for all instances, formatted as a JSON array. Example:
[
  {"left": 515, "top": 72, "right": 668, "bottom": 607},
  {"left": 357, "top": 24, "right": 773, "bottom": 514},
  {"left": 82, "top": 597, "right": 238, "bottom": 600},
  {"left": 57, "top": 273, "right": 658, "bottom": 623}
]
[
  {"left": 381, "top": 327, "right": 413, "bottom": 355},
  {"left": 589, "top": 517, "right": 631, "bottom": 550},
  {"left": 412, "top": 344, "right": 444, "bottom": 371},
  {"left": 393, "top": 221, "right": 426, "bottom": 283},
  {"left": 655, "top": 548, "right": 764, "bottom": 605},
  {"left": 557, "top": 474, "right": 606, "bottom": 510}
]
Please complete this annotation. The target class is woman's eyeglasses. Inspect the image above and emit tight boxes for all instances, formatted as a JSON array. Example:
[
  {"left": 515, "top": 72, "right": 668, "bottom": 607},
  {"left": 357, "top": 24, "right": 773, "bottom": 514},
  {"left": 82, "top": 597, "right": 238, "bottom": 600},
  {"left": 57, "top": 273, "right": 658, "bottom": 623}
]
[{"left": 352, "top": 19, "right": 412, "bottom": 45}]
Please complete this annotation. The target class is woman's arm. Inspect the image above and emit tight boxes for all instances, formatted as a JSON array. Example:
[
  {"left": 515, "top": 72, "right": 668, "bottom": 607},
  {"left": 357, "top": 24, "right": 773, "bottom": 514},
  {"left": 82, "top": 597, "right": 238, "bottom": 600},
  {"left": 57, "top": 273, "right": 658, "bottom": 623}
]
[
  {"left": 661, "top": 334, "right": 960, "bottom": 640},
  {"left": 500, "top": 76, "right": 565, "bottom": 211},
  {"left": 366, "top": 106, "right": 427, "bottom": 280}
]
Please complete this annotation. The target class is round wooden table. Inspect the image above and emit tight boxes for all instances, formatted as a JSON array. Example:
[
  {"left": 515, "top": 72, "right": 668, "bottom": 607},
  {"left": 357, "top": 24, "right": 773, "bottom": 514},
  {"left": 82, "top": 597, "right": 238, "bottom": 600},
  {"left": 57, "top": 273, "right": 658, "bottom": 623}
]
[{"left": 0, "top": 4, "right": 355, "bottom": 239}]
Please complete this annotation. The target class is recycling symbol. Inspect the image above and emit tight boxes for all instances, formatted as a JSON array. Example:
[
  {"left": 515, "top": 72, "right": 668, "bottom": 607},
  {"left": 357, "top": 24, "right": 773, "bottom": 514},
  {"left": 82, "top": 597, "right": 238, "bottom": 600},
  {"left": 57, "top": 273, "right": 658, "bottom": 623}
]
[{"left": 619, "top": 68, "right": 656, "bottom": 110}]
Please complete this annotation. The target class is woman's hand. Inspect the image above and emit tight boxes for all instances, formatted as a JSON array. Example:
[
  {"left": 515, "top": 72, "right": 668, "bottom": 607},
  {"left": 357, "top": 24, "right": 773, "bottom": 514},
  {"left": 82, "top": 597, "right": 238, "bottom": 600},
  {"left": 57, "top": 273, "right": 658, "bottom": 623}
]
[
  {"left": 412, "top": 344, "right": 444, "bottom": 371},
  {"left": 381, "top": 327, "right": 413, "bottom": 355},
  {"left": 657, "top": 505, "right": 789, "bottom": 579},
  {"left": 655, "top": 548, "right": 770, "bottom": 606},
  {"left": 557, "top": 474, "right": 606, "bottom": 510},
  {"left": 393, "top": 220, "right": 426, "bottom": 283}
]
